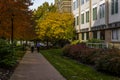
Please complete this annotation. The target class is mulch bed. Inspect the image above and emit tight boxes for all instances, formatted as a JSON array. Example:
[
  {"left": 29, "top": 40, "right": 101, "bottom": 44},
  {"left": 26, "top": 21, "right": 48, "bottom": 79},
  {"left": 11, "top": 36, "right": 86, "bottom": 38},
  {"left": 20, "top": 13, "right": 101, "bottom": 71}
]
[{"left": 0, "top": 68, "right": 14, "bottom": 80}]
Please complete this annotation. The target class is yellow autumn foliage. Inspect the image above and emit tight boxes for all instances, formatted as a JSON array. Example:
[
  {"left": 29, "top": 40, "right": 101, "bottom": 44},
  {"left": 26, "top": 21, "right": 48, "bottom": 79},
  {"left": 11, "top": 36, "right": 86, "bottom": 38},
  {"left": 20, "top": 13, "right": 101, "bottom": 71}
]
[{"left": 36, "top": 12, "right": 75, "bottom": 41}]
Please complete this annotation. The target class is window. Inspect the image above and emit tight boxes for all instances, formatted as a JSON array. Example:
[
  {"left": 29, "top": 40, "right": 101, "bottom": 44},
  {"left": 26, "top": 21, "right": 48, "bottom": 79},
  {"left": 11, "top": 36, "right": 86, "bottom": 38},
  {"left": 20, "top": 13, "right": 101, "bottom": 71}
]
[
  {"left": 81, "top": 0, "right": 84, "bottom": 5},
  {"left": 77, "top": 16, "right": 79, "bottom": 25},
  {"left": 93, "top": 7, "right": 97, "bottom": 20},
  {"left": 75, "top": 33, "right": 79, "bottom": 40},
  {"left": 73, "top": 2, "right": 75, "bottom": 10},
  {"left": 93, "top": 31, "right": 97, "bottom": 39},
  {"left": 82, "top": 33, "right": 84, "bottom": 40},
  {"left": 100, "top": 3, "right": 105, "bottom": 18},
  {"left": 115, "top": 0, "right": 118, "bottom": 13},
  {"left": 111, "top": 0, "right": 114, "bottom": 14},
  {"left": 111, "top": 0, "right": 118, "bottom": 15},
  {"left": 86, "top": 32, "right": 89, "bottom": 40},
  {"left": 81, "top": 13, "right": 84, "bottom": 24},
  {"left": 100, "top": 30, "right": 105, "bottom": 40},
  {"left": 75, "top": 0, "right": 77, "bottom": 9},
  {"left": 112, "top": 29, "right": 119, "bottom": 41},
  {"left": 74, "top": 18, "right": 75, "bottom": 26},
  {"left": 86, "top": 0, "right": 89, "bottom": 2},
  {"left": 73, "top": 0, "right": 79, "bottom": 10},
  {"left": 86, "top": 11, "right": 89, "bottom": 23},
  {"left": 76, "top": 0, "right": 79, "bottom": 8}
]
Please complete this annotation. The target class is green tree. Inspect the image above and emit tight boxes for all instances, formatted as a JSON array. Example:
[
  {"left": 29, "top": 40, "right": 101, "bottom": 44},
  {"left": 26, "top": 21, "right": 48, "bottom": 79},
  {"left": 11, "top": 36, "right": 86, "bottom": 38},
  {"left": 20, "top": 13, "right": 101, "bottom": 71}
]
[
  {"left": 33, "top": 2, "right": 75, "bottom": 47},
  {"left": 33, "top": 2, "right": 56, "bottom": 20},
  {"left": 37, "top": 12, "right": 75, "bottom": 47}
]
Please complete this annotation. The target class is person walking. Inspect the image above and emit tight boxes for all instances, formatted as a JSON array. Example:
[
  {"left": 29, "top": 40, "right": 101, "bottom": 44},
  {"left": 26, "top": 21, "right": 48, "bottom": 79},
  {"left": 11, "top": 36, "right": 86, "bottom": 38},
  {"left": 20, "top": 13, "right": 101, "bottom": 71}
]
[
  {"left": 31, "top": 42, "right": 34, "bottom": 53},
  {"left": 36, "top": 42, "right": 40, "bottom": 52}
]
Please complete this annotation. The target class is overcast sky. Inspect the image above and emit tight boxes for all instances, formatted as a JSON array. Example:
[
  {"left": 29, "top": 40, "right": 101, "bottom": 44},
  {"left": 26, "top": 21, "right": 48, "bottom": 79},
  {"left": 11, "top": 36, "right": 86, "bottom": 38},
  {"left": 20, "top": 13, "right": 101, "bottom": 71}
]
[{"left": 29, "top": 0, "right": 54, "bottom": 10}]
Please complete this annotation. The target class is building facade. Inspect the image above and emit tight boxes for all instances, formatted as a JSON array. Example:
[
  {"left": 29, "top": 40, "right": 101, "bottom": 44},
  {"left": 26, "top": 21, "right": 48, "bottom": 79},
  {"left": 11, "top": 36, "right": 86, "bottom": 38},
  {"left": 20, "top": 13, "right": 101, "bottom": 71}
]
[
  {"left": 55, "top": 0, "right": 72, "bottom": 13},
  {"left": 72, "top": 0, "right": 120, "bottom": 48}
]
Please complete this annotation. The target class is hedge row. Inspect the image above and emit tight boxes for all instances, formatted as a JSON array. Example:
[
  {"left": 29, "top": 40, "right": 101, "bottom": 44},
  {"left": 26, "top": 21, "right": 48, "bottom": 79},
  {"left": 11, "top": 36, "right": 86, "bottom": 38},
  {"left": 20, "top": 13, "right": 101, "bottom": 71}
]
[{"left": 62, "top": 44, "right": 120, "bottom": 76}]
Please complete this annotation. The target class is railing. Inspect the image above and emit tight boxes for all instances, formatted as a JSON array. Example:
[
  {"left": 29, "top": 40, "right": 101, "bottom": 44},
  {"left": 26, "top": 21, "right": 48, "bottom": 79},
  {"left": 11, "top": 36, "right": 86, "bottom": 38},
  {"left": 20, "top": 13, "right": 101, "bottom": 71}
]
[{"left": 86, "top": 43, "right": 108, "bottom": 49}]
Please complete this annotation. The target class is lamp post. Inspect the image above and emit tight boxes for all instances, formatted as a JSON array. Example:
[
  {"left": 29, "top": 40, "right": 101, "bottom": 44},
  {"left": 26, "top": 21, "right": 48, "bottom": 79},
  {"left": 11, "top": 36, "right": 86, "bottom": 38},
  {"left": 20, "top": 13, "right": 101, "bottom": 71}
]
[
  {"left": 11, "top": 14, "right": 14, "bottom": 44},
  {"left": 11, "top": 13, "right": 15, "bottom": 58}
]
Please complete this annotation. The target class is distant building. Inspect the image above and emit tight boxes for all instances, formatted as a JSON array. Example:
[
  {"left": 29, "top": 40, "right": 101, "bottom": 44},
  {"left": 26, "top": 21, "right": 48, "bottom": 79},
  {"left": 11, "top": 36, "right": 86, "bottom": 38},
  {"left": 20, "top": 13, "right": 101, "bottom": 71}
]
[
  {"left": 55, "top": 0, "right": 72, "bottom": 13},
  {"left": 72, "top": 0, "right": 120, "bottom": 48}
]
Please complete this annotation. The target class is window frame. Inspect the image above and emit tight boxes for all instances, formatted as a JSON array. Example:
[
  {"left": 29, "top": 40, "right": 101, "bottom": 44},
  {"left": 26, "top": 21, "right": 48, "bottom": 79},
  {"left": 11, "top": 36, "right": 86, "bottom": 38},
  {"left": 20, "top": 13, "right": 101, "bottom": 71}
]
[
  {"left": 86, "top": 32, "right": 89, "bottom": 40},
  {"left": 81, "top": 0, "right": 84, "bottom": 5},
  {"left": 111, "top": 29, "right": 120, "bottom": 41},
  {"left": 100, "top": 3, "right": 105, "bottom": 19},
  {"left": 111, "top": 0, "right": 118, "bottom": 15},
  {"left": 100, "top": 30, "right": 105, "bottom": 40},
  {"left": 82, "top": 33, "right": 85, "bottom": 40},
  {"left": 77, "top": 16, "right": 79, "bottom": 25},
  {"left": 81, "top": 13, "right": 84, "bottom": 24},
  {"left": 93, "top": 7, "right": 97, "bottom": 20},
  {"left": 93, "top": 31, "right": 97, "bottom": 39},
  {"left": 86, "top": 11, "right": 89, "bottom": 23}
]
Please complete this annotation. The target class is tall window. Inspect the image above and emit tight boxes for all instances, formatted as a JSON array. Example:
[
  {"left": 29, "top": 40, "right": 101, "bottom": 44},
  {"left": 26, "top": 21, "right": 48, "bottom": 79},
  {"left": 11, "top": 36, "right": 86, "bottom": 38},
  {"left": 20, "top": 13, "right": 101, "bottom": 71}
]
[
  {"left": 82, "top": 33, "right": 84, "bottom": 40},
  {"left": 100, "top": 30, "right": 105, "bottom": 40},
  {"left": 100, "top": 3, "right": 105, "bottom": 18},
  {"left": 81, "top": 13, "right": 84, "bottom": 24},
  {"left": 86, "top": 0, "right": 89, "bottom": 2},
  {"left": 77, "top": 16, "right": 79, "bottom": 25},
  {"left": 73, "top": 0, "right": 79, "bottom": 10},
  {"left": 73, "top": 2, "right": 75, "bottom": 10},
  {"left": 75, "top": 0, "right": 77, "bottom": 9},
  {"left": 74, "top": 18, "right": 75, "bottom": 26},
  {"left": 81, "top": 0, "right": 84, "bottom": 5},
  {"left": 111, "top": 0, "right": 118, "bottom": 15},
  {"left": 112, "top": 29, "right": 119, "bottom": 41},
  {"left": 93, "top": 7, "right": 97, "bottom": 20},
  {"left": 86, "top": 11, "right": 89, "bottom": 23},
  {"left": 93, "top": 31, "right": 97, "bottom": 39},
  {"left": 76, "top": 0, "right": 79, "bottom": 8},
  {"left": 86, "top": 32, "right": 89, "bottom": 40}
]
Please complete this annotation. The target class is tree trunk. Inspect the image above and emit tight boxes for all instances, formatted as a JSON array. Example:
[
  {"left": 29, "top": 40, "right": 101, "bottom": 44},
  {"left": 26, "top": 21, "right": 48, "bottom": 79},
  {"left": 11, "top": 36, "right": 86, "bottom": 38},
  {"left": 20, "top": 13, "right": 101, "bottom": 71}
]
[{"left": 46, "top": 39, "right": 49, "bottom": 49}]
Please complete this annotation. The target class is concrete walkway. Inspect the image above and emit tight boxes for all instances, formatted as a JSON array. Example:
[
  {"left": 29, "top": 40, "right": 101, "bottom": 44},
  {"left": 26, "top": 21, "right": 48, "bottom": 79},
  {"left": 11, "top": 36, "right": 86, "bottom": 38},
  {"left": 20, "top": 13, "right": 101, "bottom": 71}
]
[{"left": 10, "top": 50, "right": 66, "bottom": 80}]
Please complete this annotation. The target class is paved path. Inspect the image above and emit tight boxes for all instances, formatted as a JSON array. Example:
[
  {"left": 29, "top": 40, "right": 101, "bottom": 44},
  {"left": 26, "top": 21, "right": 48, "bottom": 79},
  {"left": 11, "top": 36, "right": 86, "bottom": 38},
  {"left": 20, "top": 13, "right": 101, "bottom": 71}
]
[{"left": 10, "top": 50, "right": 66, "bottom": 80}]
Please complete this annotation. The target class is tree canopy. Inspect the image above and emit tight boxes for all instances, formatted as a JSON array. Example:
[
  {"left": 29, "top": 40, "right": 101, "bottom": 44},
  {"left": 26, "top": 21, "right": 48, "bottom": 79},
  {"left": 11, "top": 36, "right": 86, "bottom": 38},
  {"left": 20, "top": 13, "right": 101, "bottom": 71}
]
[
  {"left": 37, "top": 12, "right": 75, "bottom": 41},
  {"left": 33, "top": 2, "right": 75, "bottom": 46},
  {"left": 0, "top": 0, "right": 36, "bottom": 40}
]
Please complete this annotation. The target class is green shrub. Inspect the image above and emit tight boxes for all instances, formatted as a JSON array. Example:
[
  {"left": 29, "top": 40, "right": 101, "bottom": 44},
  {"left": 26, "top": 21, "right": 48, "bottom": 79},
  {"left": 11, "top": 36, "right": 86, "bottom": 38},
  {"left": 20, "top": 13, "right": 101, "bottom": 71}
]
[
  {"left": 14, "top": 46, "right": 24, "bottom": 51},
  {"left": 87, "top": 38, "right": 102, "bottom": 43},
  {"left": 71, "top": 40, "right": 81, "bottom": 45},
  {"left": 0, "top": 56, "right": 17, "bottom": 68},
  {"left": 62, "top": 44, "right": 71, "bottom": 56},
  {"left": 14, "top": 51, "right": 25, "bottom": 60},
  {"left": 0, "top": 39, "right": 8, "bottom": 46},
  {"left": 0, "top": 48, "right": 25, "bottom": 68},
  {"left": 0, "top": 39, "right": 25, "bottom": 68},
  {"left": 0, "top": 39, "right": 12, "bottom": 60}
]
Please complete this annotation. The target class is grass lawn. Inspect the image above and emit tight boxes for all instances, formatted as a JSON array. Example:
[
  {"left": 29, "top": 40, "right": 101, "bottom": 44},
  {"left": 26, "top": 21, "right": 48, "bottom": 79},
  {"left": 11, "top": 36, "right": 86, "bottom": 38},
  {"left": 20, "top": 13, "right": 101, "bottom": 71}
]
[{"left": 40, "top": 49, "right": 120, "bottom": 80}]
